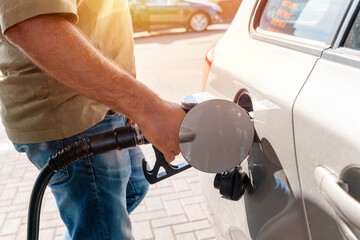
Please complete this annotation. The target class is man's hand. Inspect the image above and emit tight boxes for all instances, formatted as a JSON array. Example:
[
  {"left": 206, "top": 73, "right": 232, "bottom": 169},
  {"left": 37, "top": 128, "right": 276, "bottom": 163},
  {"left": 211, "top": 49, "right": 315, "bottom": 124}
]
[
  {"left": 137, "top": 101, "right": 186, "bottom": 162},
  {"left": 5, "top": 14, "right": 186, "bottom": 162}
]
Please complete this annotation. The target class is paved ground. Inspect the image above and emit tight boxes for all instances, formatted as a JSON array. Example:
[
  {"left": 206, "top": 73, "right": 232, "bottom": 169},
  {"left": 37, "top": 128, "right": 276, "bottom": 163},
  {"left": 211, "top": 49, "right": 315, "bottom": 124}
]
[
  {"left": 0, "top": 128, "right": 218, "bottom": 240},
  {"left": 0, "top": 142, "right": 217, "bottom": 240},
  {"left": 0, "top": 23, "right": 231, "bottom": 240}
]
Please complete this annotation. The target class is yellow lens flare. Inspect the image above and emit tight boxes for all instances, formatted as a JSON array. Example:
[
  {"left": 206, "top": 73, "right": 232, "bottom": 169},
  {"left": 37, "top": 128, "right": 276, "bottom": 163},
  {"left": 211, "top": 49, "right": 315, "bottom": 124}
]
[{"left": 82, "top": 0, "right": 128, "bottom": 18}]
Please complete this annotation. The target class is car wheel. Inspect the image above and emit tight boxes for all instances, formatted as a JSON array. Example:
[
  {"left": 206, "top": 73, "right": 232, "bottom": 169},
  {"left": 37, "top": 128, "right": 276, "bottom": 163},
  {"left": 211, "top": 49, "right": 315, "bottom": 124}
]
[{"left": 189, "top": 12, "right": 209, "bottom": 32}]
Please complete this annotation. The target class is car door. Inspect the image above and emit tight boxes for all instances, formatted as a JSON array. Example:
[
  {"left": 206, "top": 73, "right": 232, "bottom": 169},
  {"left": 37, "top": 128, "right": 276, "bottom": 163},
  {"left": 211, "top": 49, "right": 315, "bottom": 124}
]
[
  {"left": 201, "top": 0, "right": 351, "bottom": 239},
  {"left": 146, "top": 0, "right": 186, "bottom": 25},
  {"left": 293, "top": 1, "right": 360, "bottom": 239}
]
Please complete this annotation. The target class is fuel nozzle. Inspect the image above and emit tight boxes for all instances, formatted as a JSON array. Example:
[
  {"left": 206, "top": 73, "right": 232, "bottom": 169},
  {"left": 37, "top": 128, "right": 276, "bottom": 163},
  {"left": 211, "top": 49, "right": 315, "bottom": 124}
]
[{"left": 214, "top": 166, "right": 251, "bottom": 201}]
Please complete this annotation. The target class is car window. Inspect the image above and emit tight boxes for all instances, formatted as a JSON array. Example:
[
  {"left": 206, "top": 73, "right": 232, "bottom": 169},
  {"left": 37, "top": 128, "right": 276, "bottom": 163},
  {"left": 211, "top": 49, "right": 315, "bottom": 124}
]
[
  {"left": 343, "top": 8, "right": 360, "bottom": 50},
  {"left": 258, "top": 0, "right": 346, "bottom": 42}
]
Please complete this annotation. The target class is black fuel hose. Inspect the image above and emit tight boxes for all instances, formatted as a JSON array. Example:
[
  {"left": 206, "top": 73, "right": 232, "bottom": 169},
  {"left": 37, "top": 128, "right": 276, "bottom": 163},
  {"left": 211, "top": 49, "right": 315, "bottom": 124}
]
[
  {"left": 27, "top": 165, "right": 54, "bottom": 240},
  {"left": 27, "top": 125, "right": 144, "bottom": 240}
]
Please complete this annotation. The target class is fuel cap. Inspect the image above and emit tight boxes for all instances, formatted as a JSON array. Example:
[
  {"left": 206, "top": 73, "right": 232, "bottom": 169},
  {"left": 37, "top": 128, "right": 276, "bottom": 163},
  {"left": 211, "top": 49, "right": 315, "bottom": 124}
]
[{"left": 179, "top": 99, "right": 254, "bottom": 173}]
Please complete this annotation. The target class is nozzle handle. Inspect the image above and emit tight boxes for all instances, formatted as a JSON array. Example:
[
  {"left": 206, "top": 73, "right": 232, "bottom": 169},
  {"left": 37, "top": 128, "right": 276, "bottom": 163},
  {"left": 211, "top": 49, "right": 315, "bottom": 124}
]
[
  {"left": 142, "top": 146, "right": 191, "bottom": 184},
  {"left": 141, "top": 93, "right": 205, "bottom": 184}
]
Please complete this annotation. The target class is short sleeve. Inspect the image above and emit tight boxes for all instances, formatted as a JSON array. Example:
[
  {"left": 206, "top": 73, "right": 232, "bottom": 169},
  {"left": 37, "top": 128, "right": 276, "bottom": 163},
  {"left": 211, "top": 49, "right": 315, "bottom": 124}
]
[{"left": 0, "top": 0, "right": 78, "bottom": 34}]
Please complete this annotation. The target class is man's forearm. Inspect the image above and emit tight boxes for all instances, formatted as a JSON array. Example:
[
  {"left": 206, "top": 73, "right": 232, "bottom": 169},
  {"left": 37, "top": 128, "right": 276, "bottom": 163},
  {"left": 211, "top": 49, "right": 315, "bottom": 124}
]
[
  {"left": 5, "top": 14, "right": 161, "bottom": 124},
  {"left": 5, "top": 14, "right": 186, "bottom": 162}
]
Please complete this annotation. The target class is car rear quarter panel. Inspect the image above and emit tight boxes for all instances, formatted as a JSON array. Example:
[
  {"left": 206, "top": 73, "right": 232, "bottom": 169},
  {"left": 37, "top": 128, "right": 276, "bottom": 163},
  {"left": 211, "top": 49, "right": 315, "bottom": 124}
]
[{"left": 201, "top": 0, "right": 326, "bottom": 238}]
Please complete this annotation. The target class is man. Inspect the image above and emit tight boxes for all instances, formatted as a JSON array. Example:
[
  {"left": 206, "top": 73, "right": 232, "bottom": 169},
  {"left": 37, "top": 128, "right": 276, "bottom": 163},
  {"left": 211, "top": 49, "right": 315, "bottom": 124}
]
[{"left": 0, "top": 0, "right": 185, "bottom": 239}]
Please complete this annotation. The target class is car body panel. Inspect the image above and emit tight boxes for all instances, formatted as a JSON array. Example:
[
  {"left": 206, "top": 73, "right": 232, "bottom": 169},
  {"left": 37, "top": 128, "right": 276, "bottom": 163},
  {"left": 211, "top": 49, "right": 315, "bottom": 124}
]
[
  {"left": 294, "top": 56, "right": 360, "bottom": 239},
  {"left": 145, "top": 0, "right": 189, "bottom": 24},
  {"left": 202, "top": 0, "right": 317, "bottom": 238},
  {"left": 201, "top": 0, "right": 359, "bottom": 239},
  {"left": 204, "top": 0, "right": 318, "bottom": 193}
]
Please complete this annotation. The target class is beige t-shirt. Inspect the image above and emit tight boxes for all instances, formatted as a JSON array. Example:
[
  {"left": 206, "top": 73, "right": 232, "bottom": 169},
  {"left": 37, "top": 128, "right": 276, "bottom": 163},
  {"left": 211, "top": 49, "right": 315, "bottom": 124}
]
[{"left": 0, "top": 0, "right": 136, "bottom": 143}]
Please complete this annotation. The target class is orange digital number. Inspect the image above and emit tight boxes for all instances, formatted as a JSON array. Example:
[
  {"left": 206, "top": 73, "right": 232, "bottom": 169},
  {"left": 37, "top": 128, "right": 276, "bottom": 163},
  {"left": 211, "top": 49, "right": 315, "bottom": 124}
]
[
  {"left": 276, "top": 8, "right": 293, "bottom": 19},
  {"left": 270, "top": 18, "right": 287, "bottom": 28},
  {"left": 281, "top": 0, "right": 299, "bottom": 10},
  {"left": 276, "top": 8, "right": 286, "bottom": 17},
  {"left": 283, "top": 11, "right": 293, "bottom": 19}
]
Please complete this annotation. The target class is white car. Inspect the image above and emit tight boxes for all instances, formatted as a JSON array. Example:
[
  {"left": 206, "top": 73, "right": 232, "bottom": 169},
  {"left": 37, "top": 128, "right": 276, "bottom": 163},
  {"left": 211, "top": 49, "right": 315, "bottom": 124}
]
[{"left": 200, "top": 0, "right": 360, "bottom": 239}]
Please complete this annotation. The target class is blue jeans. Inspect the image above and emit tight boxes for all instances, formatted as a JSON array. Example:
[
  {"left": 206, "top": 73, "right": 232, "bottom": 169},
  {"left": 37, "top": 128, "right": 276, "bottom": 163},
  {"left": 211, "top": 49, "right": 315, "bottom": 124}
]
[{"left": 14, "top": 112, "right": 149, "bottom": 240}]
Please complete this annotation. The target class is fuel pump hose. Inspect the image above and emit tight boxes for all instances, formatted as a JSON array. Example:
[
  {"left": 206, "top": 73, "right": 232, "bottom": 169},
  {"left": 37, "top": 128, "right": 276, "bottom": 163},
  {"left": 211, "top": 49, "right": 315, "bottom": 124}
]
[{"left": 27, "top": 125, "right": 145, "bottom": 240}]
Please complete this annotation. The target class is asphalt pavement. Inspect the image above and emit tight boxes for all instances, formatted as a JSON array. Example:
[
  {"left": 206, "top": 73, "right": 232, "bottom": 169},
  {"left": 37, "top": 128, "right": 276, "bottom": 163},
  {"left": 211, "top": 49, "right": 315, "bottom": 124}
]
[{"left": 133, "top": 23, "right": 230, "bottom": 102}]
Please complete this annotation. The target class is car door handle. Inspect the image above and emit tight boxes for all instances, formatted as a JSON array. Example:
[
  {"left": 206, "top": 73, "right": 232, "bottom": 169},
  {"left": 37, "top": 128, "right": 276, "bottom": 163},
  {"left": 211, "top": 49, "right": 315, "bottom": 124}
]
[{"left": 314, "top": 166, "right": 360, "bottom": 229}]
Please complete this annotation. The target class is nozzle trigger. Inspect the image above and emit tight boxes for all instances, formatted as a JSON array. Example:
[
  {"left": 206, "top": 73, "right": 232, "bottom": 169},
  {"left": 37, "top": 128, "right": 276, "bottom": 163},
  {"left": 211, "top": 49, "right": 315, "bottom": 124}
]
[{"left": 142, "top": 146, "right": 191, "bottom": 184}]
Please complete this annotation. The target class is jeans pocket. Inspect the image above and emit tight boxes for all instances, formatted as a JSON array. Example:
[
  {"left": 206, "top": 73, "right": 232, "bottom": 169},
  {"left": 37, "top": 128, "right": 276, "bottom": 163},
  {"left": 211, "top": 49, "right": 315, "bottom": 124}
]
[{"left": 14, "top": 140, "right": 70, "bottom": 185}]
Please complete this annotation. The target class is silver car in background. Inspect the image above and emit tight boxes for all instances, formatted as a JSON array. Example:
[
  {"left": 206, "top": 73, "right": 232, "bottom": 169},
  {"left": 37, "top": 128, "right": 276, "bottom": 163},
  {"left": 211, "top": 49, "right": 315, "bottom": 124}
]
[{"left": 201, "top": 0, "right": 360, "bottom": 239}]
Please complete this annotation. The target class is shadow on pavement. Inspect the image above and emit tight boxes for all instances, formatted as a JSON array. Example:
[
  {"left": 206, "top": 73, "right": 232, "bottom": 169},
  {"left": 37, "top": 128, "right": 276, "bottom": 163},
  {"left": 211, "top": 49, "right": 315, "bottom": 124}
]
[{"left": 134, "top": 24, "right": 229, "bottom": 45}]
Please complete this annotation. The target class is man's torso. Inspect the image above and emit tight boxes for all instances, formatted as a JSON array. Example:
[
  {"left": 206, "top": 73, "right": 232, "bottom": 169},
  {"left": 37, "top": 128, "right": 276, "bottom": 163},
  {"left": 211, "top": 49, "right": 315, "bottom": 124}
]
[{"left": 0, "top": 0, "right": 136, "bottom": 143}]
